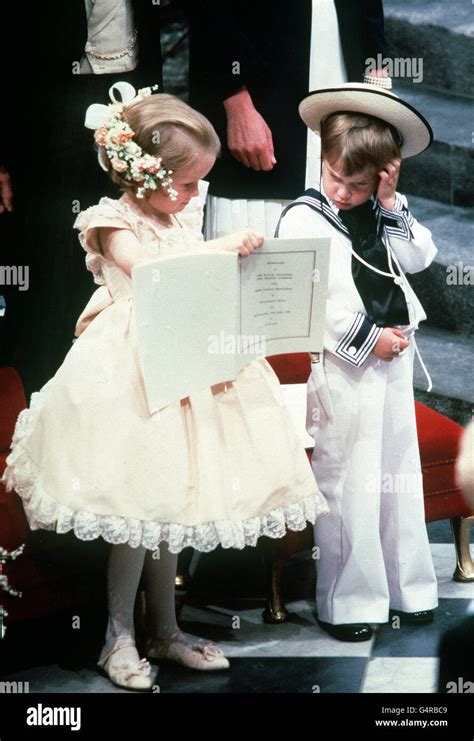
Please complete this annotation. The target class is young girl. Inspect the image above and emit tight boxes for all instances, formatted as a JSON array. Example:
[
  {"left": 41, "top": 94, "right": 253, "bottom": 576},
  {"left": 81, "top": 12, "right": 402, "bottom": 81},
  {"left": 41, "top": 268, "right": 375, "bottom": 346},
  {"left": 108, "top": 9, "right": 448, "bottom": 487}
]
[
  {"left": 2, "top": 83, "right": 328, "bottom": 689},
  {"left": 277, "top": 82, "right": 439, "bottom": 642}
]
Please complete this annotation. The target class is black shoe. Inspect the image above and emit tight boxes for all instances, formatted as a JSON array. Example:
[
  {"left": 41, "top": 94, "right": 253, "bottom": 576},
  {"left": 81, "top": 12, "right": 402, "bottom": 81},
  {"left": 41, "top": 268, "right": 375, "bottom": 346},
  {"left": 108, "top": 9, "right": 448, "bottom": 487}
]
[
  {"left": 390, "top": 610, "right": 434, "bottom": 625},
  {"left": 317, "top": 620, "right": 373, "bottom": 642}
]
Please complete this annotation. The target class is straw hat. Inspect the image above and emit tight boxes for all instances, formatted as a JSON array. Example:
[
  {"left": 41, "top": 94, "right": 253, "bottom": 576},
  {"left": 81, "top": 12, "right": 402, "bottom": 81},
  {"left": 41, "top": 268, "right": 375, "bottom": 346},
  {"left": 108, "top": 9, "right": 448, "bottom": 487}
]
[{"left": 299, "top": 82, "right": 433, "bottom": 158}]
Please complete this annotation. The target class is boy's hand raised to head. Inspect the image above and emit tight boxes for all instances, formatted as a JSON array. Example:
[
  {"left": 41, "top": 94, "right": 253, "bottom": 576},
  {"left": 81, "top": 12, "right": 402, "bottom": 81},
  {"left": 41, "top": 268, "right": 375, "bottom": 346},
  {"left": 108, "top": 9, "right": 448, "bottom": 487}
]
[
  {"left": 372, "top": 327, "right": 409, "bottom": 362},
  {"left": 376, "top": 159, "right": 401, "bottom": 211}
]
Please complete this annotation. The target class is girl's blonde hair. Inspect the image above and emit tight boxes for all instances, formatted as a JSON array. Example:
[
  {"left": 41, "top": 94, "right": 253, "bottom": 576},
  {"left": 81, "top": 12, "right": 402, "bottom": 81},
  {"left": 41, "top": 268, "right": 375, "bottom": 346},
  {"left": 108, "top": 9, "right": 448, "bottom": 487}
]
[
  {"left": 321, "top": 112, "right": 401, "bottom": 175},
  {"left": 100, "top": 93, "right": 221, "bottom": 195}
]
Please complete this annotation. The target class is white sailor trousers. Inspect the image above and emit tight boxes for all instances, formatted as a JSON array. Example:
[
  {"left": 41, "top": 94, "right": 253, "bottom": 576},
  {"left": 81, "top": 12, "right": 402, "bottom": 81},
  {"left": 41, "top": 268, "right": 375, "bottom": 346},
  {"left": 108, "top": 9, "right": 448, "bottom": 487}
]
[{"left": 309, "top": 341, "right": 438, "bottom": 624}]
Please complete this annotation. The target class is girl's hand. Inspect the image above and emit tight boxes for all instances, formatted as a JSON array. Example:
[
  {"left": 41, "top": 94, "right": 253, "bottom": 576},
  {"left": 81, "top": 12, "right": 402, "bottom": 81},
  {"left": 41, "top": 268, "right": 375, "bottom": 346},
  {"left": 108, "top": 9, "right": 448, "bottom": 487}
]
[
  {"left": 376, "top": 159, "right": 401, "bottom": 211},
  {"left": 209, "top": 229, "right": 264, "bottom": 257},
  {"left": 372, "top": 327, "right": 409, "bottom": 362}
]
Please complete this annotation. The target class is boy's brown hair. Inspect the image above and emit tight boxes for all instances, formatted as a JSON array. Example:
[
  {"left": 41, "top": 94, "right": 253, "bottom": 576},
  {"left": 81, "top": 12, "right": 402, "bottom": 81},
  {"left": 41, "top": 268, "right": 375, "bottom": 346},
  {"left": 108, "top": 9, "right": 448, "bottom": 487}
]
[{"left": 321, "top": 112, "right": 402, "bottom": 175}]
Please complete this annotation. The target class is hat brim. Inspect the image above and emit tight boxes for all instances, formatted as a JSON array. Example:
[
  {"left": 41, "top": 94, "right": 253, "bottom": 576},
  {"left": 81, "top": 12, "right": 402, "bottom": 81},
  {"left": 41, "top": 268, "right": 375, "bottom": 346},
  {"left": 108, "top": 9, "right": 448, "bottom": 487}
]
[{"left": 299, "top": 84, "right": 433, "bottom": 159}]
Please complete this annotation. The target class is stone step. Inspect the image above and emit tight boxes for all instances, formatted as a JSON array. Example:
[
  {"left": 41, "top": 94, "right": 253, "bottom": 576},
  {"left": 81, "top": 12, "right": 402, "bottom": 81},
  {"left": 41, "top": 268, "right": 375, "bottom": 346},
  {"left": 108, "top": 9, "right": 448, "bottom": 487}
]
[
  {"left": 406, "top": 195, "right": 473, "bottom": 337},
  {"left": 384, "top": 0, "right": 474, "bottom": 98},
  {"left": 395, "top": 84, "right": 473, "bottom": 207},
  {"left": 161, "top": 15, "right": 473, "bottom": 207},
  {"left": 413, "top": 326, "right": 473, "bottom": 427},
  {"left": 395, "top": 84, "right": 472, "bottom": 153}
]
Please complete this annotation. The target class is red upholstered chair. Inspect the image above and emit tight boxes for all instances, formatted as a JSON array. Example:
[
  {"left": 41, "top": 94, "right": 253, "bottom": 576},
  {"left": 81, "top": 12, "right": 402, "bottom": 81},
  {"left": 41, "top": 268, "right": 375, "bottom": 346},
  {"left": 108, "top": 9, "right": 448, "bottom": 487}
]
[
  {"left": 0, "top": 368, "right": 107, "bottom": 633},
  {"left": 416, "top": 403, "right": 474, "bottom": 582},
  {"left": 0, "top": 369, "right": 29, "bottom": 549},
  {"left": 263, "top": 353, "right": 474, "bottom": 623}
]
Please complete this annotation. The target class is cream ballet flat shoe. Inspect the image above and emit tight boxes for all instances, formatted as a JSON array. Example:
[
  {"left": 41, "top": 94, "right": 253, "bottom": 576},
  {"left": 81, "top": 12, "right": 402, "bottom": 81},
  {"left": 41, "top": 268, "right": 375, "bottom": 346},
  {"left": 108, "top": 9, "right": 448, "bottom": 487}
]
[
  {"left": 98, "top": 644, "right": 156, "bottom": 691},
  {"left": 146, "top": 631, "right": 230, "bottom": 671}
]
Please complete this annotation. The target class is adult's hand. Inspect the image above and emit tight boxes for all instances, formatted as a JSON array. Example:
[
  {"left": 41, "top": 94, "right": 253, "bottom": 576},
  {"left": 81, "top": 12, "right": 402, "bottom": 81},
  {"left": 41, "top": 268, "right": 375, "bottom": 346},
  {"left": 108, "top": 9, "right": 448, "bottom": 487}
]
[
  {"left": 223, "top": 87, "right": 276, "bottom": 171},
  {"left": 0, "top": 167, "right": 13, "bottom": 214}
]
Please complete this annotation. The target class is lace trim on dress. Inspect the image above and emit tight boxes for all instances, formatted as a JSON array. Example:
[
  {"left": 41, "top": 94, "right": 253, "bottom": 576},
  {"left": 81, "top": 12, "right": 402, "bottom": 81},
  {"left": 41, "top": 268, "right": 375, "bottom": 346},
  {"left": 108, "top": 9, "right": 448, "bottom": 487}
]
[
  {"left": 2, "top": 388, "right": 328, "bottom": 554},
  {"left": 74, "top": 196, "right": 205, "bottom": 285},
  {"left": 119, "top": 193, "right": 205, "bottom": 241}
]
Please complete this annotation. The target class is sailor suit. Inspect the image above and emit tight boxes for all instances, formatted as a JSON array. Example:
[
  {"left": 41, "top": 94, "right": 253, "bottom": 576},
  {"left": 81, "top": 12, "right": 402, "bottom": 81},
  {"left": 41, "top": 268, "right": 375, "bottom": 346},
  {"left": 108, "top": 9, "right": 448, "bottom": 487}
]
[{"left": 277, "top": 186, "right": 439, "bottom": 624}]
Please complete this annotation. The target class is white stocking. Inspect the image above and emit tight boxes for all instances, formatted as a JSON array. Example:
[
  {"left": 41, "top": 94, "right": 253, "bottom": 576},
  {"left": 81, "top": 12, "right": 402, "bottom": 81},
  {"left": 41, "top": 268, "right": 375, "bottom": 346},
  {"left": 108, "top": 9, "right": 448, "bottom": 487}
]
[
  {"left": 143, "top": 542, "right": 179, "bottom": 641},
  {"left": 98, "top": 543, "right": 146, "bottom": 667}
]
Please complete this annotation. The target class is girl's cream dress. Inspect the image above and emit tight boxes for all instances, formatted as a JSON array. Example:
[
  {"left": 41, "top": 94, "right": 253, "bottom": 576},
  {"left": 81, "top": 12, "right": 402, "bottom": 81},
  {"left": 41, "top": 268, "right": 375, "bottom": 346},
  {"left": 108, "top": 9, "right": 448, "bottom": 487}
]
[{"left": 2, "top": 191, "right": 328, "bottom": 553}]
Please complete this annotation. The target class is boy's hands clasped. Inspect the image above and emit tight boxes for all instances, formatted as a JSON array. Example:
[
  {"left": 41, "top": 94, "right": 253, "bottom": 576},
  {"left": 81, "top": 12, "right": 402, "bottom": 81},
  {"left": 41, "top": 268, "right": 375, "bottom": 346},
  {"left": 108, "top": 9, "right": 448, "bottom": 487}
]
[{"left": 373, "top": 327, "right": 409, "bottom": 362}]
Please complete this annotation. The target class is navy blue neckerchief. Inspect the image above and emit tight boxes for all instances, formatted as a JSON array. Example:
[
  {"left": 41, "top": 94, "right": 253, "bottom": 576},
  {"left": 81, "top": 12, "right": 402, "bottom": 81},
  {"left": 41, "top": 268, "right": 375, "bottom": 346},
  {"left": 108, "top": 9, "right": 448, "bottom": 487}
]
[{"left": 276, "top": 188, "right": 409, "bottom": 327}]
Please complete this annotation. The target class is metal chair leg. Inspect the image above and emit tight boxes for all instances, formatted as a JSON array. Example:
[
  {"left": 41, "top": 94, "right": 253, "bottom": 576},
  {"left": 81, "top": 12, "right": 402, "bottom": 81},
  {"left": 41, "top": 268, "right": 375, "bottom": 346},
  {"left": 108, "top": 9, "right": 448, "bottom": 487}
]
[
  {"left": 175, "top": 548, "right": 202, "bottom": 591},
  {"left": 175, "top": 548, "right": 193, "bottom": 590},
  {"left": 261, "top": 537, "right": 290, "bottom": 623},
  {"left": 451, "top": 516, "right": 474, "bottom": 582}
]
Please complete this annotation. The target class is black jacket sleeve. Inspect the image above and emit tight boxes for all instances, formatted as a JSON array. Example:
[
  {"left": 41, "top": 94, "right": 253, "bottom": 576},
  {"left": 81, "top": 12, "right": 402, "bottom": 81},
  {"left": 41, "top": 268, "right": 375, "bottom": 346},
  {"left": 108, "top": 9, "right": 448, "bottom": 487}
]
[
  {"left": 335, "top": 0, "right": 389, "bottom": 80},
  {"left": 187, "top": 0, "right": 267, "bottom": 103},
  {"left": 362, "top": 0, "right": 390, "bottom": 60}
]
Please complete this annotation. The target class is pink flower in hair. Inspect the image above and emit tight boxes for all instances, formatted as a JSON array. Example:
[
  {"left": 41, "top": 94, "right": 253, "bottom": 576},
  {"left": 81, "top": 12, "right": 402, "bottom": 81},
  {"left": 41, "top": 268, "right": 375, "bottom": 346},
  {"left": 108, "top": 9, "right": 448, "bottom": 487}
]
[{"left": 111, "top": 158, "right": 128, "bottom": 173}]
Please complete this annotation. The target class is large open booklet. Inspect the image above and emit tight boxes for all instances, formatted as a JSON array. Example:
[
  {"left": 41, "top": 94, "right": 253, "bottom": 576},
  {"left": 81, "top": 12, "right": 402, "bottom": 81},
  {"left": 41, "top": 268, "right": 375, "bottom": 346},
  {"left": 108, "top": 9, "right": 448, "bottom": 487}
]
[{"left": 132, "top": 237, "right": 330, "bottom": 412}]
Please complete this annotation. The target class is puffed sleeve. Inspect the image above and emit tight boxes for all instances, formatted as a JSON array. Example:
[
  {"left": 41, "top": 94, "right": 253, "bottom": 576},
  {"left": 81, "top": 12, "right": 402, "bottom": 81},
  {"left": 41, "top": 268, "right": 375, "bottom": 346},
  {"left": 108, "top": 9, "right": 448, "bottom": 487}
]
[
  {"left": 73, "top": 198, "right": 135, "bottom": 285},
  {"left": 73, "top": 198, "right": 139, "bottom": 336}
]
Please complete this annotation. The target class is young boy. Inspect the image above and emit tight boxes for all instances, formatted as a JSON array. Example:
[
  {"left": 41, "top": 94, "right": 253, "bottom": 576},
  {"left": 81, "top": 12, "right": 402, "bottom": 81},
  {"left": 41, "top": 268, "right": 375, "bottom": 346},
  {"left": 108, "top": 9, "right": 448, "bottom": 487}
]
[{"left": 277, "top": 82, "right": 438, "bottom": 641}]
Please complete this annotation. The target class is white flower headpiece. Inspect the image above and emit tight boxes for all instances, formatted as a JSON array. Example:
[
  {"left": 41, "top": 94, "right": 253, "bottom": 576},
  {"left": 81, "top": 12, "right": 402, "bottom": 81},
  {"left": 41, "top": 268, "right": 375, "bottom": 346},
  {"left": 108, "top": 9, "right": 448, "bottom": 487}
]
[{"left": 84, "top": 82, "right": 178, "bottom": 200}]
